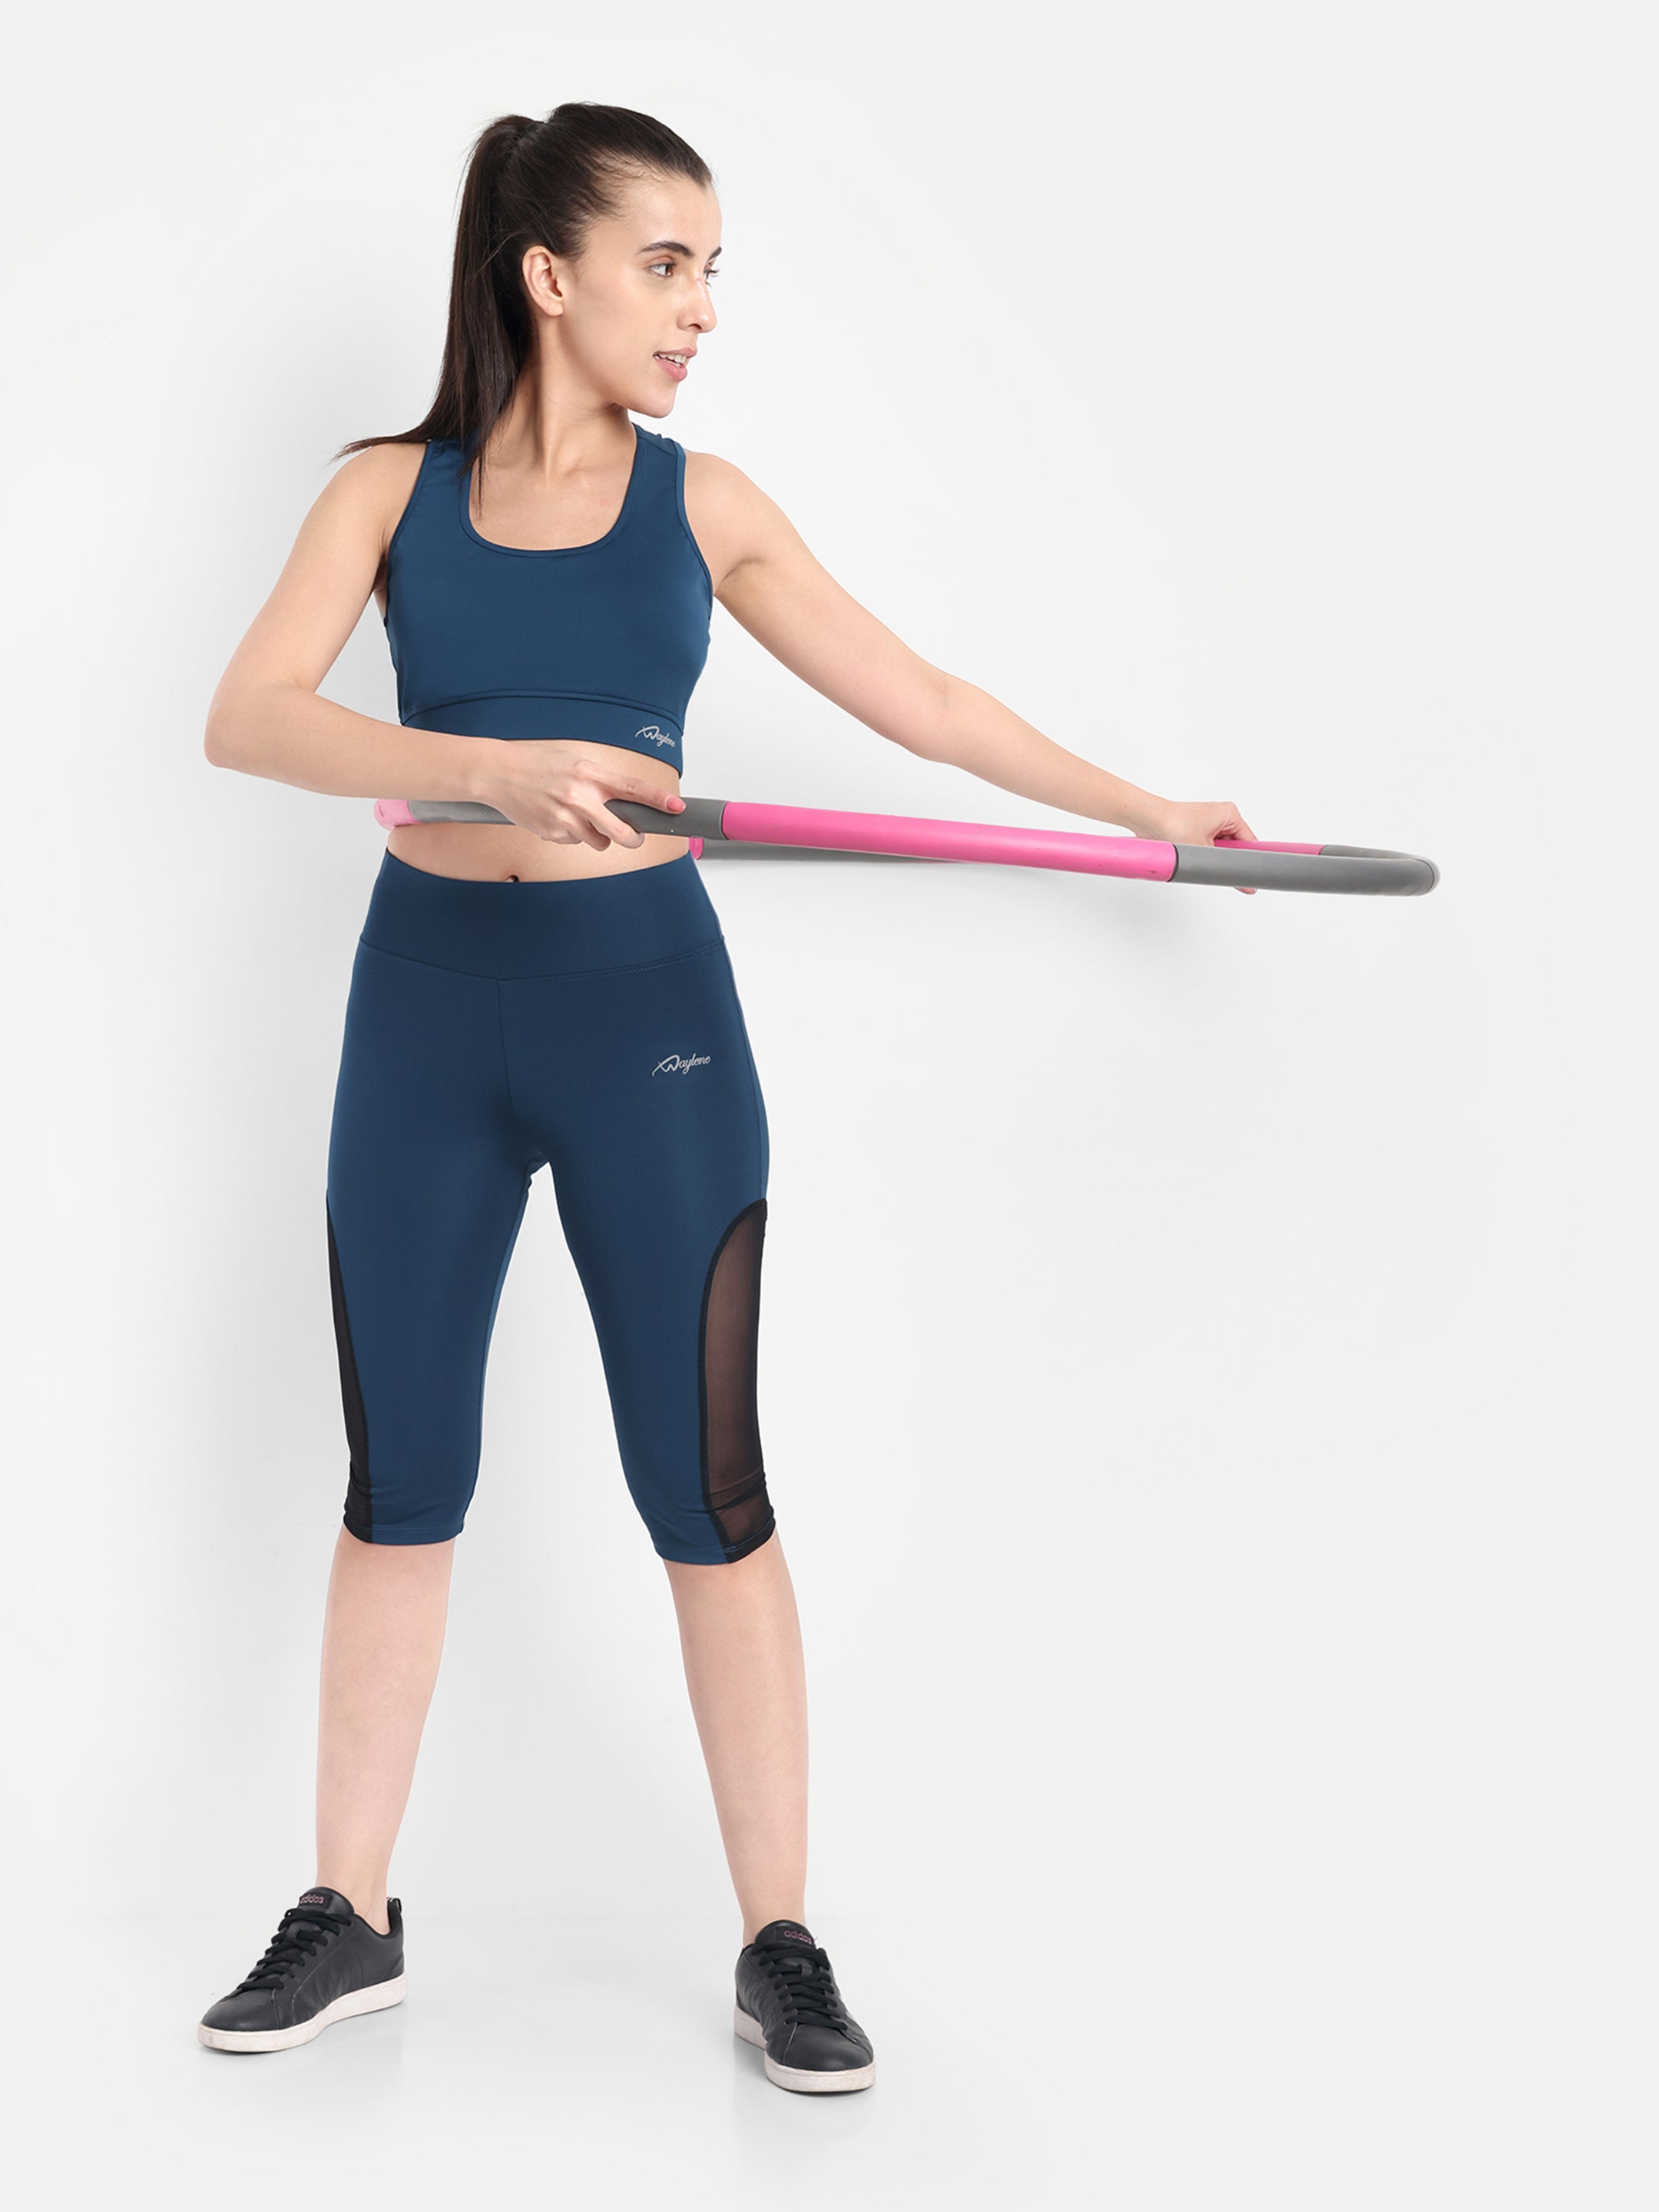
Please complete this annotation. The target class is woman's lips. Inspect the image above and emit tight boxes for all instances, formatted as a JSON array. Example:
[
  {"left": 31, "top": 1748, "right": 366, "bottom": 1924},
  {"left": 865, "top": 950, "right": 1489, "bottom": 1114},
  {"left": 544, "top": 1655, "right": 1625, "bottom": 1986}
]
[{"left": 654, "top": 353, "right": 690, "bottom": 382}]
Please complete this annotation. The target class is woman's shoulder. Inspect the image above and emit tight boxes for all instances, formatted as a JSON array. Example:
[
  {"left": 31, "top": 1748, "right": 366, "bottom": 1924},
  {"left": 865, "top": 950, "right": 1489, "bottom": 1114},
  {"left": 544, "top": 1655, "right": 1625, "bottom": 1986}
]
[
  {"left": 324, "top": 438, "right": 443, "bottom": 553},
  {"left": 679, "top": 444, "right": 771, "bottom": 517},
  {"left": 330, "top": 437, "right": 439, "bottom": 498},
  {"left": 677, "top": 446, "right": 795, "bottom": 597}
]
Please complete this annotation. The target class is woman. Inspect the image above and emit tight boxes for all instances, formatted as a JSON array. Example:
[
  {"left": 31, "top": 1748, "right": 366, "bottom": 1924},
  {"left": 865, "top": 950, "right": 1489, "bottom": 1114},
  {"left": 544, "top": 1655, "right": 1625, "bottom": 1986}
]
[{"left": 197, "top": 101, "right": 1257, "bottom": 2091}]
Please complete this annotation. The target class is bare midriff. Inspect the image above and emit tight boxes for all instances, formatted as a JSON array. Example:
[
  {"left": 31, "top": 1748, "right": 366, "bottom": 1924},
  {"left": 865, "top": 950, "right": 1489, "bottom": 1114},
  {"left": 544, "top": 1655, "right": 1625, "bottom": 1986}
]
[{"left": 384, "top": 738, "right": 690, "bottom": 883}]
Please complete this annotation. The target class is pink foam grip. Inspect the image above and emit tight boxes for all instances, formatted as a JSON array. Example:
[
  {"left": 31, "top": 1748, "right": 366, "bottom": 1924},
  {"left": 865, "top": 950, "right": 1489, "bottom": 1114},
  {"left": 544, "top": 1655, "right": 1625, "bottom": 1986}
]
[
  {"left": 719, "top": 803, "right": 1178, "bottom": 881},
  {"left": 375, "top": 799, "right": 419, "bottom": 829}
]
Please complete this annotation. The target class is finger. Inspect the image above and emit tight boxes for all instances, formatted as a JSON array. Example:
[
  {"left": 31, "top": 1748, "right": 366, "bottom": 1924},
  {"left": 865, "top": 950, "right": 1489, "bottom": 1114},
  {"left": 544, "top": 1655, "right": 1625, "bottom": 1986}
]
[
  {"left": 587, "top": 781, "right": 685, "bottom": 846},
  {"left": 613, "top": 775, "right": 685, "bottom": 810},
  {"left": 579, "top": 800, "right": 641, "bottom": 849},
  {"left": 562, "top": 761, "right": 680, "bottom": 829},
  {"left": 544, "top": 812, "right": 591, "bottom": 848},
  {"left": 588, "top": 767, "right": 684, "bottom": 810}
]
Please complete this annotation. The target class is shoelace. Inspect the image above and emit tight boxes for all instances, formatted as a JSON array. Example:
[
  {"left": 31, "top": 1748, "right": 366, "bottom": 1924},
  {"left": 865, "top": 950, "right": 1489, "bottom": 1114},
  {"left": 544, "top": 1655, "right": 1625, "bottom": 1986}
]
[
  {"left": 233, "top": 1906, "right": 349, "bottom": 1993},
  {"left": 756, "top": 1942, "right": 850, "bottom": 2030}
]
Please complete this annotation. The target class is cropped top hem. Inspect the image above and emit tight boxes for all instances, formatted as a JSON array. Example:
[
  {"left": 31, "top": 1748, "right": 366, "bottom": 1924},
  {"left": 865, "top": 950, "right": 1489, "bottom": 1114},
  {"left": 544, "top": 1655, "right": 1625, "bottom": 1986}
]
[{"left": 402, "top": 690, "right": 685, "bottom": 769}]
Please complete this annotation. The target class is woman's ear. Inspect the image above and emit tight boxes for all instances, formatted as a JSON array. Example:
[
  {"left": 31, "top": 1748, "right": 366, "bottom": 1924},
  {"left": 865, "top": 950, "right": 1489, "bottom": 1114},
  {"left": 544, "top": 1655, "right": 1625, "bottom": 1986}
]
[{"left": 521, "top": 243, "right": 567, "bottom": 320}]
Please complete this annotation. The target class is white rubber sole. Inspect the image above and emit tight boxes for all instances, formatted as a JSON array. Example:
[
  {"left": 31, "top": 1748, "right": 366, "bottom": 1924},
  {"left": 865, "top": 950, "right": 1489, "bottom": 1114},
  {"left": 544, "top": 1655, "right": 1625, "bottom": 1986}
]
[
  {"left": 198, "top": 1973, "right": 407, "bottom": 2052},
  {"left": 733, "top": 2002, "right": 876, "bottom": 2092}
]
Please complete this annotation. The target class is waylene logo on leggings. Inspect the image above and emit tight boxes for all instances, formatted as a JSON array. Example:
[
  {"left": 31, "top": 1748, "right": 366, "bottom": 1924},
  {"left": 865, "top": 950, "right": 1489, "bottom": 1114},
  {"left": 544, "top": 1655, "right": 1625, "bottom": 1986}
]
[{"left": 652, "top": 1051, "right": 712, "bottom": 1077}]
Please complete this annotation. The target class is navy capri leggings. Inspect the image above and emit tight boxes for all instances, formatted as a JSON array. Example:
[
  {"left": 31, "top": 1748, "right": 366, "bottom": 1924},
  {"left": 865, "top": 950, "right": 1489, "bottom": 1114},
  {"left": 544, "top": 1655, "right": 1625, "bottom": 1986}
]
[{"left": 325, "top": 847, "right": 773, "bottom": 1565}]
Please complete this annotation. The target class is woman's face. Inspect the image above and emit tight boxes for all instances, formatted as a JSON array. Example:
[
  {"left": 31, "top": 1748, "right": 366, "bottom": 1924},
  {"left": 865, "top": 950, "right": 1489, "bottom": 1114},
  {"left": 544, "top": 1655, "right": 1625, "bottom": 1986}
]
[{"left": 524, "top": 171, "right": 721, "bottom": 418}]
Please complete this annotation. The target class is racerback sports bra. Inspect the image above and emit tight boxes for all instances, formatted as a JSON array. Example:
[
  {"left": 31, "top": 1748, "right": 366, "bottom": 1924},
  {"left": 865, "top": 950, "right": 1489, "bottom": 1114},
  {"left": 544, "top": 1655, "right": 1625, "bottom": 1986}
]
[{"left": 381, "top": 420, "right": 713, "bottom": 777}]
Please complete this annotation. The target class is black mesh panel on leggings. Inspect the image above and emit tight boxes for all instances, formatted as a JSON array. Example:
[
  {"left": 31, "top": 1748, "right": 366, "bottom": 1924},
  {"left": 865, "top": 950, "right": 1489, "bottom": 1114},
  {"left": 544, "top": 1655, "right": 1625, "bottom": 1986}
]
[
  {"left": 326, "top": 1200, "right": 373, "bottom": 1540},
  {"left": 698, "top": 1197, "right": 774, "bottom": 1561}
]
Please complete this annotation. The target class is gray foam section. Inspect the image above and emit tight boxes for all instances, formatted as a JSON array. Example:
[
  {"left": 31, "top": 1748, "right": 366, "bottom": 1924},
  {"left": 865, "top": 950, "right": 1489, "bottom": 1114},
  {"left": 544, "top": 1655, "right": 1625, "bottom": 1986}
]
[
  {"left": 1171, "top": 843, "right": 1439, "bottom": 895},
  {"left": 406, "top": 797, "right": 517, "bottom": 823},
  {"left": 406, "top": 795, "right": 728, "bottom": 834},
  {"left": 610, "top": 796, "right": 729, "bottom": 838}
]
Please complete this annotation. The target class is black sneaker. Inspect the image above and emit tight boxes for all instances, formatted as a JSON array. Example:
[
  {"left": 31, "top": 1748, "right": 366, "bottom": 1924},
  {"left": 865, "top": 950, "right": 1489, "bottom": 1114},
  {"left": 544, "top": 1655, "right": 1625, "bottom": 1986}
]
[
  {"left": 197, "top": 1887, "right": 406, "bottom": 2052},
  {"left": 734, "top": 1919, "right": 875, "bottom": 2092}
]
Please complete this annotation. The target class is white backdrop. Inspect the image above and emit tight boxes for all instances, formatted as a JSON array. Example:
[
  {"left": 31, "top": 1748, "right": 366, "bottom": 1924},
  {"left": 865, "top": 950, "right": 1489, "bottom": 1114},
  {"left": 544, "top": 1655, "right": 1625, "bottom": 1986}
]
[{"left": 4, "top": 3, "right": 1653, "bottom": 2206}]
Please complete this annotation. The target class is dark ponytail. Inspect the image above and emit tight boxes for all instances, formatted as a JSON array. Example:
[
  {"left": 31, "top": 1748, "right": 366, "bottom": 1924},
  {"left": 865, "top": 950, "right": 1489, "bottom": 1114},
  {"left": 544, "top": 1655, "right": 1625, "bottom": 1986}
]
[{"left": 332, "top": 102, "right": 713, "bottom": 474}]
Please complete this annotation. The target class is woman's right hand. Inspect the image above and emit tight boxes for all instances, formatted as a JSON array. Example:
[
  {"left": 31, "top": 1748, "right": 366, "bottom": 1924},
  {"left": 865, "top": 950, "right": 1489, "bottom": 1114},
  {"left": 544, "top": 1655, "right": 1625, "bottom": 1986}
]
[{"left": 475, "top": 743, "right": 687, "bottom": 851}]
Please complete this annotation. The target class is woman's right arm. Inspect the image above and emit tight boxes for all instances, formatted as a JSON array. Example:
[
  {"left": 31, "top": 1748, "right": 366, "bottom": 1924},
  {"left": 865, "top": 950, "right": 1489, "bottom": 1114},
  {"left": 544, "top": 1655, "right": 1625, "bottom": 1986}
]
[
  {"left": 204, "top": 445, "right": 497, "bottom": 806},
  {"left": 203, "top": 448, "right": 676, "bottom": 849}
]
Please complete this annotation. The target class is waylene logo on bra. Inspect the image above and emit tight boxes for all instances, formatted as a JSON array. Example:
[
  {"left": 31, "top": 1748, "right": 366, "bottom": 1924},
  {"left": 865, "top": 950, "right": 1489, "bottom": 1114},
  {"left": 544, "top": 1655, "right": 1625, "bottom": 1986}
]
[
  {"left": 653, "top": 1051, "right": 711, "bottom": 1077},
  {"left": 635, "top": 724, "right": 677, "bottom": 749}
]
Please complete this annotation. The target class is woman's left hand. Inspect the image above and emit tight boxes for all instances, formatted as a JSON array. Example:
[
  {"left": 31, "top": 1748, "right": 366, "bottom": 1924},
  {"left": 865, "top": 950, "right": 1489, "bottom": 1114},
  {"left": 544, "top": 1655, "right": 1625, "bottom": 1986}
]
[{"left": 1131, "top": 796, "right": 1261, "bottom": 895}]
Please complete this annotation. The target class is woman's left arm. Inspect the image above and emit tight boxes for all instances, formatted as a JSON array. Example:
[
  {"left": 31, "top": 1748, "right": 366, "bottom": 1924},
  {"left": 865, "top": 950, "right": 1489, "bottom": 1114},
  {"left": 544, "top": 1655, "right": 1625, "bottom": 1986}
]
[{"left": 685, "top": 451, "right": 1259, "bottom": 869}]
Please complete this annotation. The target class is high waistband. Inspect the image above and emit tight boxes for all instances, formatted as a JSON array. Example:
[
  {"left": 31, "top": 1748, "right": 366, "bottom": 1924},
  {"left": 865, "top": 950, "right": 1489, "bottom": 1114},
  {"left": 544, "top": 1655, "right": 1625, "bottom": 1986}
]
[{"left": 359, "top": 848, "right": 723, "bottom": 980}]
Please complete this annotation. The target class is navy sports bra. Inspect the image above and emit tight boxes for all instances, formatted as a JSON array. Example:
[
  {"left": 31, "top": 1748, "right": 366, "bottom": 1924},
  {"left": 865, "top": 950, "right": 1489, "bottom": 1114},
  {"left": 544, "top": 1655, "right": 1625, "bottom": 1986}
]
[{"left": 382, "top": 421, "right": 713, "bottom": 777}]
